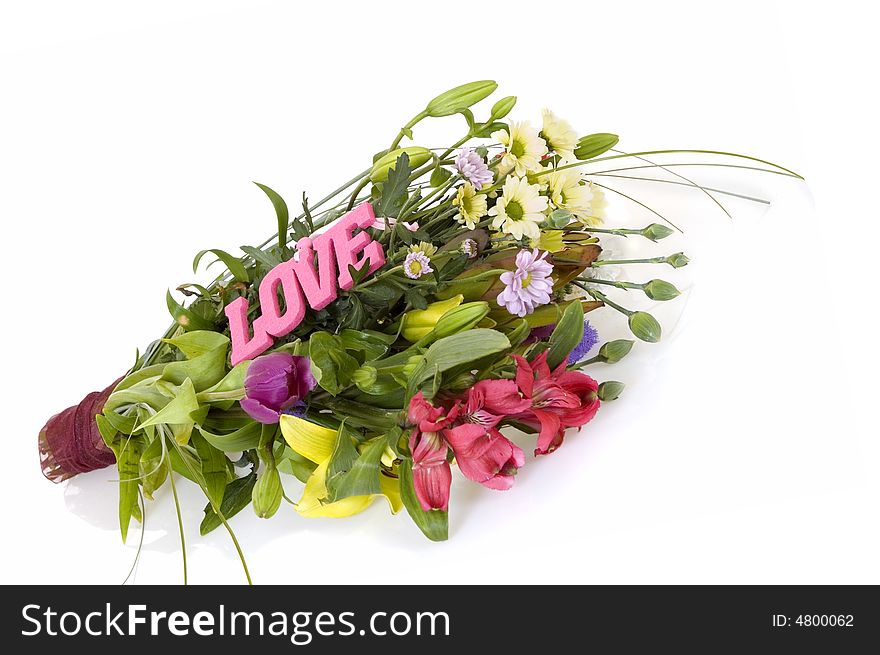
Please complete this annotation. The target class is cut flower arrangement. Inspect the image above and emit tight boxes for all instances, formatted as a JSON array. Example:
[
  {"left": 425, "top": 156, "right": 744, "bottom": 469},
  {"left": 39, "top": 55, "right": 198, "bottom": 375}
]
[{"left": 37, "top": 81, "right": 800, "bottom": 583}]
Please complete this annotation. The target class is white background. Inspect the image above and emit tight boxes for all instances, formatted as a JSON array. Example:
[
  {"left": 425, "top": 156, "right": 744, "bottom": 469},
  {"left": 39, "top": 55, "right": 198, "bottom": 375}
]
[{"left": 1, "top": 0, "right": 876, "bottom": 584}]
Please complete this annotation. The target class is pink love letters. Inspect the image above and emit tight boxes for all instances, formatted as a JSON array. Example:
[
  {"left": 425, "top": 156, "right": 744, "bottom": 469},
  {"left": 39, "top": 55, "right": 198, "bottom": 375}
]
[{"left": 225, "top": 203, "right": 385, "bottom": 365}]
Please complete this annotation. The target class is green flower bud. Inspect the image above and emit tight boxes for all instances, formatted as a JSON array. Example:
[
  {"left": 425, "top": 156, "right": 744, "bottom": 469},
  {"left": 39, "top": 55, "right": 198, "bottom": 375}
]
[
  {"left": 402, "top": 355, "right": 426, "bottom": 379},
  {"left": 352, "top": 365, "right": 378, "bottom": 392},
  {"left": 666, "top": 252, "right": 690, "bottom": 268},
  {"left": 490, "top": 95, "right": 517, "bottom": 120},
  {"left": 598, "top": 339, "right": 635, "bottom": 363},
  {"left": 628, "top": 311, "right": 662, "bottom": 343},
  {"left": 643, "top": 279, "right": 681, "bottom": 301},
  {"left": 370, "top": 147, "right": 433, "bottom": 182},
  {"left": 446, "top": 371, "right": 477, "bottom": 391},
  {"left": 598, "top": 380, "right": 625, "bottom": 401},
  {"left": 475, "top": 146, "right": 489, "bottom": 159},
  {"left": 641, "top": 223, "right": 674, "bottom": 241},
  {"left": 252, "top": 466, "right": 282, "bottom": 519},
  {"left": 425, "top": 80, "right": 498, "bottom": 117},
  {"left": 574, "top": 133, "right": 619, "bottom": 161}
]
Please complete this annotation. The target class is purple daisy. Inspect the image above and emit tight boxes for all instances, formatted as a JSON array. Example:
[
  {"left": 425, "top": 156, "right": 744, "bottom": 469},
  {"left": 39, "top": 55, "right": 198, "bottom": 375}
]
[
  {"left": 496, "top": 249, "right": 553, "bottom": 317},
  {"left": 455, "top": 149, "right": 494, "bottom": 190}
]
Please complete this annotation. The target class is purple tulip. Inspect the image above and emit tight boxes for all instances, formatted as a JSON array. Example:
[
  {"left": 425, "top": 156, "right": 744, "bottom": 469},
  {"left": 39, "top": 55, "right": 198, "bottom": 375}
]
[{"left": 240, "top": 352, "right": 316, "bottom": 424}]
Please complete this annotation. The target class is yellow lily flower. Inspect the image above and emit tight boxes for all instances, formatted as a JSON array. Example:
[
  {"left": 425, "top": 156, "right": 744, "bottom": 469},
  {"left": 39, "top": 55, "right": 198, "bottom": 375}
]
[{"left": 279, "top": 415, "right": 402, "bottom": 518}]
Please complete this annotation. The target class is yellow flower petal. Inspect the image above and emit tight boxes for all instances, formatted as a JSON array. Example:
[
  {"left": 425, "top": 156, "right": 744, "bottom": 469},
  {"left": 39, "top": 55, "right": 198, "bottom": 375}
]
[{"left": 279, "top": 415, "right": 337, "bottom": 464}]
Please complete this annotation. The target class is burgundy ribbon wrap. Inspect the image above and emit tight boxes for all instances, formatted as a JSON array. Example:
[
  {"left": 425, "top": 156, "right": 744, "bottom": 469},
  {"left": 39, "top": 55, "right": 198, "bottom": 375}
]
[{"left": 38, "top": 379, "right": 121, "bottom": 482}]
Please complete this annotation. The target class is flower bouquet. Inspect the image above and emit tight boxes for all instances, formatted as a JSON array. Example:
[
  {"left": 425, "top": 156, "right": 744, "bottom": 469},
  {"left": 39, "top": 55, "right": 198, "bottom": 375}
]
[{"left": 38, "top": 81, "right": 798, "bottom": 583}]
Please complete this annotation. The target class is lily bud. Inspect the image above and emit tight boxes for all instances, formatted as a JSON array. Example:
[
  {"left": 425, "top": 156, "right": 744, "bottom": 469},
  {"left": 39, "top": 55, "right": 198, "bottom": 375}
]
[
  {"left": 641, "top": 223, "right": 674, "bottom": 241},
  {"left": 597, "top": 380, "right": 625, "bottom": 401},
  {"left": 426, "top": 302, "right": 490, "bottom": 342},
  {"left": 490, "top": 95, "right": 517, "bottom": 120},
  {"left": 252, "top": 466, "right": 282, "bottom": 519},
  {"left": 666, "top": 252, "right": 690, "bottom": 268},
  {"left": 598, "top": 339, "right": 635, "bottom": 363},
  {"left": 425, "top": 80, "right": 498, "bottom": 117},
  {"left": 401, "top": 295, "right": 464, "bottom": 342},
  {"left": 574, "top": 133, "right": 619, "bottom": 161},
  {"left": 628, "top": 311, "right": 662, "bottom": 343},
  {"left": 370, "top": 147, "right": 433, "bottom": 182},
  {"left": 643, "top": 279, "right": 681, "bottom": 301}
]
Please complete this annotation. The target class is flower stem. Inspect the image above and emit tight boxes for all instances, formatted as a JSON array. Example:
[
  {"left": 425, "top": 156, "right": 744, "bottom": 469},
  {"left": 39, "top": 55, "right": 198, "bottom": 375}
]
[
  {"left": 573, "top": 282, "right": 633, "bottom": 316},
  {"left": 593, "top": 257, "right": 666, "bottom": 266}
]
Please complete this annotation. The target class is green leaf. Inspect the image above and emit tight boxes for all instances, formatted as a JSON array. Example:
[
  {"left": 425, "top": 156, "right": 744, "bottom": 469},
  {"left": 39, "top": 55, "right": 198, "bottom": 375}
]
[
  {"left": 166, "top": 290, "right": 215, "bottom": 332},
  {"left": 116, "top": 437, "right": 143, "bottom": 543},
  {"left": 138, "top": 379, "right": 201, "bottom": 428},
  {"left": 162, "top": 331, "right": 230, "bottom": 359},
  {"left": 161, "top": 339, "right": 230, "bottom": 392},
  {"left": 193, "top": 249, "right": 250, "bottom": 283},
  {"left": 276, "top": 446, "right": 317, "bottom": 483},
  {"left": 198, "top": 421, "right": 262, "bottom": 452},
  {"left": 547, "top": 301, "right": 585, "bottom": 368},
  {"left": 418, "top": 329, "right": 510, "bottom": 384},
  {"left": 139, "top": 436, "right": 168, "bottom": 500},
  {"left": 337, "top": 329, "right": 395, "bottom": 361},
  {"left": 375, "top": 153, "right": 412, "bottom": 218},
  {"left": 200, "top": 472, "right": 257, "bottom": 536},
  {"left": 430, "top": 166, "right": 452, "bottom": 187},
  {"left": 309, "top": 332, "right": 360, "bottom": 395},
  {"left": 254, "top": 182, "right": 290, "bottom": 250},
  {"left": 629, "top": 311, "right": 662, "bottom": 343},
  {"left": 425, "top": 80, "right": 497, "bottom": 117},
  {"left": 191, "top": 432, "right": 229, "bottom": 508},
  {"left": 325, "top": 422, "right": 359, "bottom": 490},
  {"left": 405, "top": 288, "right": 429, "bottom": 310},
  {"left": 598, "top": 380, "right": 625, "bottom": 401},
  {"left": 575, "top": 133, "right": 620, "bottom": 161},
  {"left": 327, "top": 436, "right": 386, "bottom": 502},
  {"left": 240, "top": 245, "right": 282, "bottom": 270},
  {"left": 399, "top": 459, "right": 448, "bottom": 541},
  {"left": 252, "top": 466, "right": 283, "bottom": 519}
]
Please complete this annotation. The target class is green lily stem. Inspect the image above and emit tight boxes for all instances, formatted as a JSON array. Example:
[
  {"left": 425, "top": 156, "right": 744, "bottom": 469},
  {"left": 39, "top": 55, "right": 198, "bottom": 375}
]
[
  {"left": 389, "top": 110, "right": 429, "bottom": 151},
  {"left": 573, "top": 355, "right": 602, "bottom": 367}
]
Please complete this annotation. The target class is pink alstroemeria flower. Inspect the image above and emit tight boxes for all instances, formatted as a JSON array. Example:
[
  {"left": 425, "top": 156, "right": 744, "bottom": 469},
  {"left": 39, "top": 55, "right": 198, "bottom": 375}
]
[
  {"left": 444, "top": 380, "right": 529, "bottom": 491},
  {"left": 407, "top": 392, "right": 454, "bottom": 511},
  {"left": 510, "top": 351, "right": 600, "bottom": 456}
]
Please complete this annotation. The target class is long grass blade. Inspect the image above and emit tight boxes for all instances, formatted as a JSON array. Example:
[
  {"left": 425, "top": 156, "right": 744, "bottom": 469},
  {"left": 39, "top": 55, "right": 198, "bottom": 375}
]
[
  {"left": 609, "top": 148, "right": 733, "bottom": 220},
  {"left": 589, "top": 173, "right": 770, "bottom": 204},
  {"left": 591, "top": 181, "right": 683, "bottom": 232}
]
